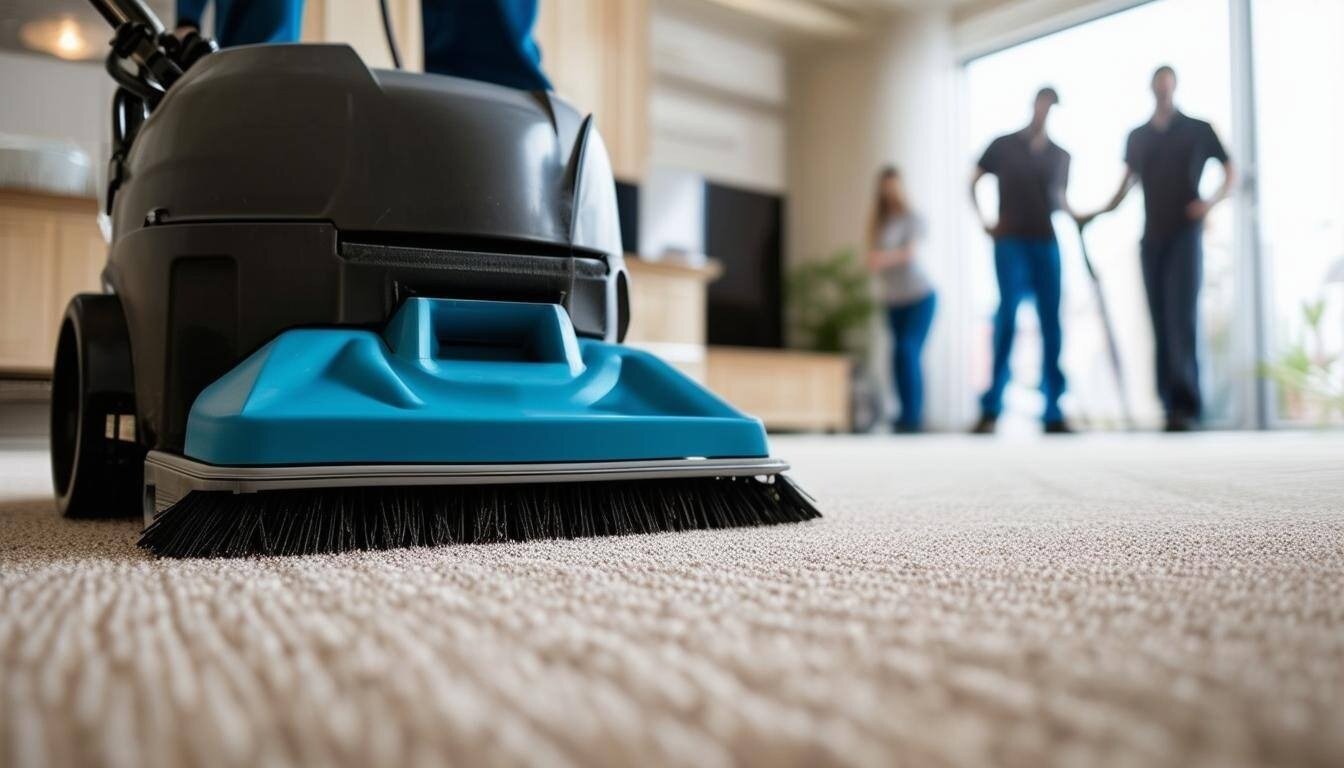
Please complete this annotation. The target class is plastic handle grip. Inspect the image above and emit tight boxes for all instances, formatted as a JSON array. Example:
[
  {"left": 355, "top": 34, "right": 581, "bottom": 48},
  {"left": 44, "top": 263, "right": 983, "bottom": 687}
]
[{"left": 382, "top": 298, "right": 585, "bottom": 375}]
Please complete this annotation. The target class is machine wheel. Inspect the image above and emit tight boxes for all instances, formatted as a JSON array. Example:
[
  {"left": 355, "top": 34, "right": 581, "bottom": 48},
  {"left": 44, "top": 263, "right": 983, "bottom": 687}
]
[{"left": 50, "top": 294, "right": 144, "bottom": 518}]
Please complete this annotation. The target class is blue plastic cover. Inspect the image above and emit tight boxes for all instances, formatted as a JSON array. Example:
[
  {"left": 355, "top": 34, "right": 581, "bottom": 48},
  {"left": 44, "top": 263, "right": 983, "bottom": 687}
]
[{"left": 183, "top": 298, "right": 769, "bottom": 465}]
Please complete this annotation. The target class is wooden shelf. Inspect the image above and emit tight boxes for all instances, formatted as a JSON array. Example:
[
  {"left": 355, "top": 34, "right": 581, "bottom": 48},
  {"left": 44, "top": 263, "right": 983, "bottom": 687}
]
[{"left": 625, "top": 256, "right": 722, "bottom": 282}]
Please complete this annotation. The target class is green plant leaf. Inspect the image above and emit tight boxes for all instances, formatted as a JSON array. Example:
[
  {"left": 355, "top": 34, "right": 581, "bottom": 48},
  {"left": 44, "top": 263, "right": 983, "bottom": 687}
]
[{"left": 785, "top": 247, "right": 876, "bottom": 355}]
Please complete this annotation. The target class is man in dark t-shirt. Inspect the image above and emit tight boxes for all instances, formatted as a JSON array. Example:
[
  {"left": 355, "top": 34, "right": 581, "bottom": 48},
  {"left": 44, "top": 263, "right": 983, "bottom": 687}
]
[
  {"left": 970, "top": 87, "right": 1074, "bottom": 434},
  {"left": 1079, "top": 66, "right": 1236, "bottom": 431}
]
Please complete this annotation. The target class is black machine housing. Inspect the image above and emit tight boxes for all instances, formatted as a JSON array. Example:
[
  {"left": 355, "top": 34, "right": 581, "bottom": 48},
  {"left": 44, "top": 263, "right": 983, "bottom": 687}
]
[
  {"left": 55, "top": 21, "right": 629, "bottom": 516},
  {"left": 109, "top": 45, "right": 627, "bottom": 456}
]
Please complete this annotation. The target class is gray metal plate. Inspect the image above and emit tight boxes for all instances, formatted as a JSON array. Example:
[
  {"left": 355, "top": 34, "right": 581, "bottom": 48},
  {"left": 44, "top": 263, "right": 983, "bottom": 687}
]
[{"left": 142, "top": 451, "right": 790, "bottom": 525}]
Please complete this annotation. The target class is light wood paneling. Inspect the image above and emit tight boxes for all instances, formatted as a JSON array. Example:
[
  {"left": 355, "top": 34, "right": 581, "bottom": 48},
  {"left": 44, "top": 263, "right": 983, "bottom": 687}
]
[
  {"left": 537, "top": 0, "right": 605, "bottom": 122},
  {"left": 0, "top": 207, "right": 58, "bottom": 372},
  {"left": 706, "top": 346, "right": 851, "bottom": 432},
  {"left": 0, "top": 192, "right": 104, "bottom": 374},
  {"left": 624, "top": 258, "right": 720, "bottom": 346},
  {"left": 301, "top": 0, "right": 423, "bottom": 71},
  {"left": 601, "top": 0, "right": 650, "bottom": 180},
  {"left": 303, "top": 0, "right": 649, "bottom": 180},
  {"left": 54, "top": 213, "right": 106, "bottom": 309},
  {"left": 536, "top": 0, "right": 649, "bottom": 180},
  {"left": 623, "top": 257, "right": 720, "bottom": 382}
]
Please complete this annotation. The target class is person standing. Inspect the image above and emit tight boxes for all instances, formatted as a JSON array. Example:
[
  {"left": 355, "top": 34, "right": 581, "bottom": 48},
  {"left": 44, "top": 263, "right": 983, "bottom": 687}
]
[
  {"left": 868, "top": 167, "right": 936, "bottom": 433},
  {"left": 970, "top": 87, "right": 1074, "bottom": 434},
  {"left": 1078, "top": 66, "right": 1236, "bottom": 431}
]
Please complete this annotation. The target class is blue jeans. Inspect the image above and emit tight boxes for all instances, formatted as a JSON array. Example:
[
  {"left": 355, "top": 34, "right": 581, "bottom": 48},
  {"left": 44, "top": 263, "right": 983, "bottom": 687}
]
[
  {"left": 183, "top": 1, "right": 552, "bottom": 91},
  {"left": 177, "top": 0, "right": 303, "bottom": 46},
  {"left": 1141, "top": 224, "right": 1203, "bottom": 420},
  {"left": 887, "top": 293, "right": 936, "bottom": 431},
  {"left": 979, "top": 237, "right": 1065, "bottom": 422},
  {"left": 422, "top": 0, "right": 551, "bottom": 91}
]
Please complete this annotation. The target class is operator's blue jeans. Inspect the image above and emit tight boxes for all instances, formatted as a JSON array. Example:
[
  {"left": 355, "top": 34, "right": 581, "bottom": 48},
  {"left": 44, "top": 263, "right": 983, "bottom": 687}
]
[
  {"left": 177, "top": 0, "right": 302, "bottom": 45},
  {"left": 1140, "top": 224, "right": 1203, "bottom": 421},
  {"left": 186, "top": 0, "right": 551, "bottom": 91},
  {"left": 886, "top": 293, "right": 936, "bottom": 431},
  {"left": 979, "top": 237, "right": 1065, "bottom": 422}
]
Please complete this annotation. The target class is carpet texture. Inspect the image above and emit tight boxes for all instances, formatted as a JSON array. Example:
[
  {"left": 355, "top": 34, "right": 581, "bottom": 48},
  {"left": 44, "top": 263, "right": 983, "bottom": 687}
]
[{"left": 2, "top": 434, "right": 1343, "bottom": 768}]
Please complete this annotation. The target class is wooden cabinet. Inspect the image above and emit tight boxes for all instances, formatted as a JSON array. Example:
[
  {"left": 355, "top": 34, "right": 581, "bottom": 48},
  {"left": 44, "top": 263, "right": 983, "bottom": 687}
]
[
  {"left": 706, "top": 347, "right": 851, "bottom": 433},
  {"left": 0, "top": 192, "right": 105, "bottom": 374},
  {"left": 623, "top": 257, "right": 852, "bottom": 433},
  {"left": 624, "top": 257, "right": 721, "bottom": 381}
]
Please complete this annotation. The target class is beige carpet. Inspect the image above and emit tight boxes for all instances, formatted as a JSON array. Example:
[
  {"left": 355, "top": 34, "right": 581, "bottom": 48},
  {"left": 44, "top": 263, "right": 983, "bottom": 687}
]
[{"left": 2, "top": 434, "right": 1343, "bottom": 768}]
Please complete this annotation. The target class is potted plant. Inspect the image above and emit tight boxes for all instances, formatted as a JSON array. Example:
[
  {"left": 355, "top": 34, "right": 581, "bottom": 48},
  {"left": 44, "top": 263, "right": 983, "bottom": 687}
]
[
  {"left": 785, "top": 247, "right": 880, "bottom": 431},
  {"left": 785, "top": 247, "right": 876, "bottom": 355},
  {"left": 1260, "top": 296, "right": 1344, "bottom": 424}
]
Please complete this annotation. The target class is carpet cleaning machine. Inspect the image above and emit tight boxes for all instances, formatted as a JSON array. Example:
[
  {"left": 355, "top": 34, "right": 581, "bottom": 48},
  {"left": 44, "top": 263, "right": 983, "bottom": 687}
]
[{"left": 52, "top": 0, "right": 819, "bottom": 557}]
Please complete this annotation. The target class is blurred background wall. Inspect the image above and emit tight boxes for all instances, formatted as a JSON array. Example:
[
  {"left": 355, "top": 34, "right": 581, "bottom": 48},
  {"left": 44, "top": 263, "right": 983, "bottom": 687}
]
[{"left": 1, "top": 0, "right": 1340, "bottom": 436}]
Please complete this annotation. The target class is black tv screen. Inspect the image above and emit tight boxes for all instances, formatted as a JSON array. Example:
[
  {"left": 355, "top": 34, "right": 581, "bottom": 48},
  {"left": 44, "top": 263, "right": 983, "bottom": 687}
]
[
  {"left": 704, "top": 183, "right": 784, "bottom": 348},
  {"left": 614, "top": 180, "right": 639, "bottom": 255}
]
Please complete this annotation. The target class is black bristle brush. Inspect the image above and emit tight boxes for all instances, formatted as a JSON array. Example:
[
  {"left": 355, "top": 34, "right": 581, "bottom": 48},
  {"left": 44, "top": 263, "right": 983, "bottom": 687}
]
[{"left": 139, "top": 474, "right": 820, "bottom": 558}]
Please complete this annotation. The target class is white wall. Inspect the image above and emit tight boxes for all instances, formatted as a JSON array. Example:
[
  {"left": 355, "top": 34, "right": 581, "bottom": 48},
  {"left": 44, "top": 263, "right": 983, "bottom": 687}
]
[
  {"left": 0, "top": 51, "right": 115, "bottom": 167},
  {"left": 639, "top": 166, "right": 706, "bottom": 258},
  {"left": 787, "top": 10, "right": 968, "bottom": 430},
  {"left": 651, "top": 11, "right": 786, "bottom": 104},
  {"left": 648, "top": 7, "right": 788, "bottom": 192}
]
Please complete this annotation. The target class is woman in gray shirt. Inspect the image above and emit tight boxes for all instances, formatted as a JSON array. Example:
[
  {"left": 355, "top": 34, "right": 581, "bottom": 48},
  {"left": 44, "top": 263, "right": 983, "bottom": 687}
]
[{"left": 867, "top": 166, "right": 935, "bottom": 432}]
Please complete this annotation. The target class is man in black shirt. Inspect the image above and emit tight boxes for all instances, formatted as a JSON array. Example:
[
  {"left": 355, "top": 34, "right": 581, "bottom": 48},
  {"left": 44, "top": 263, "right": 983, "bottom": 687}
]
[
  {"left": 970, "top": 87, "right": 1074, "bottom": 434},
  {"left": 1079, "top": 66, "right": 1236, "bottom": 431}
]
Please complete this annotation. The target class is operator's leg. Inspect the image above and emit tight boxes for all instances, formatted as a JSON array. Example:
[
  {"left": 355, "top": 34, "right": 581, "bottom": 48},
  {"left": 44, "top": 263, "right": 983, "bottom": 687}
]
[
  {"left": 203, "top": 0, "right": 305, "bottom": 47},
  {"left": 1140, "top": 234, "right": 1173, "bottom": 419},
  {"left": 1163, "top": 224, "right": 1204, "bottom": 425},
  {"left": 979, "top": 239, "right": 1027, "bottom": 423},
  {"left": 1029, "top": 238, "right": 1066, "bottom": 424},
  {"left": 422, "top": 0, "right": 552, "bottom": 91}
]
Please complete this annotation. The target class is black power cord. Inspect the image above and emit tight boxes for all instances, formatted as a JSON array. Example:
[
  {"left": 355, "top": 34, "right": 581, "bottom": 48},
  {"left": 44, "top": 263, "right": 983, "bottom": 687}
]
[{"left": 378, "top": 0, "right": 403, "bottom": 69}]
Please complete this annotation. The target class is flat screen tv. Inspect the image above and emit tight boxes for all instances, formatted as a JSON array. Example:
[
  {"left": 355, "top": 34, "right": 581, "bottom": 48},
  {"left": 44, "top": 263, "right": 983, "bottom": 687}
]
[{"left": 704, "top": 183, "right": 784, "bottom": 348}]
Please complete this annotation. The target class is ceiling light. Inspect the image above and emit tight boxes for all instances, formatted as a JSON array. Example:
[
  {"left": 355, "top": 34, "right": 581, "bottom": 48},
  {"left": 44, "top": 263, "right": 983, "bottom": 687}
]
[{"left": 20, "top": 17, "right": 97, "bottom": 62}]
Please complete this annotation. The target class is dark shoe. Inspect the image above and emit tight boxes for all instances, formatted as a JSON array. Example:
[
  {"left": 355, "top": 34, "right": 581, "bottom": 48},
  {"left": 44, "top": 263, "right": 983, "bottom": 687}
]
[
  {"left": 1164, "top": 414, "right": 1196, "bottom": 432},
  {"left": 893, "top": 422, "right": 920, "bottom": 434},
  {"left": 1043, "top": 419, "right": 1074, "bottom": 434},
  {"left": 970, "top": 415, "right": 997, "bottom": 434}
]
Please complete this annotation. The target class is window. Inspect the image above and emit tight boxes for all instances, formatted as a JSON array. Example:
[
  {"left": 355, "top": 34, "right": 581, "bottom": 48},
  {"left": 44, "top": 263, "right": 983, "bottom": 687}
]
[
  {"left": 1253, "top": 0, "right": 1344, "bottom": 425},
  {"left": 962, "top": 0, "right": 1242, "bottom": 429},
  {"left": 961, "top": 0, "right": 1344, "bottom": 431}
]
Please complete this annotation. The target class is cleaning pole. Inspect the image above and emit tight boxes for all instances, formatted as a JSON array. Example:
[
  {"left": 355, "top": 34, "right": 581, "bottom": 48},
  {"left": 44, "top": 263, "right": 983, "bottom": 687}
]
[{"left": 1076, "top": 221, "right": 1134, "bottom": 429}]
